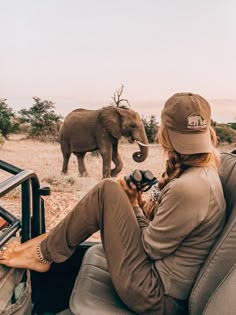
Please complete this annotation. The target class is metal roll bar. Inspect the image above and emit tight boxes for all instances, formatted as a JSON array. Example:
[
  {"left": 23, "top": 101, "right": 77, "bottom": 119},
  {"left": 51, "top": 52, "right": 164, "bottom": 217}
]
[{"left": 0, "top": 159, "right": 50, "bottom": 246}]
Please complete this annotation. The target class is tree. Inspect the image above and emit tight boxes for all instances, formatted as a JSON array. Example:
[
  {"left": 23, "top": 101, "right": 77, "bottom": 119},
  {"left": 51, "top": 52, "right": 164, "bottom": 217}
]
[
  {"left": 18, "top": 97, "right": 63, "bottom": 140},
  {"left": 111, "top": 84, "right": 130, "bottom": 109},
  {"left": 0, "top": 99, "right": 19, "bottom": 138}
]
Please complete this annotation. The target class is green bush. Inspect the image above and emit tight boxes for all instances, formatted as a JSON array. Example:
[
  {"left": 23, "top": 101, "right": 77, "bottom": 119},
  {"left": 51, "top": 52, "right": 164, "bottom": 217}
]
[
  {"left": 228, "top": 122, "right": 236, "bottom": 131},
  {"left": 0, "top": 133, "right": 4, "bottom": 146},
  {"left": 214, "top": 124, "right": 236, "bottom": 144},
  {"left": 142, "top": 115, "right": 159, "bottom": 143},
  {"left": 0, "top": 99, "right": 19, "bottom": 138}
]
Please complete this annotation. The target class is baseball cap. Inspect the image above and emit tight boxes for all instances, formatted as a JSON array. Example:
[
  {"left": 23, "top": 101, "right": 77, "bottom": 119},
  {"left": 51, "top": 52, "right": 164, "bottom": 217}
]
[{"left": 161, "top": 92, "right": 213, "bottom": 154}]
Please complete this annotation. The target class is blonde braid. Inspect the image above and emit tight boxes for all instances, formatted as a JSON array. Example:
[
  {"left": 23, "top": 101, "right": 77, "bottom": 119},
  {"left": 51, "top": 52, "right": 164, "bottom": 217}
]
[{"left": 158, "top": 151, "right": 184, "bottom": 190}]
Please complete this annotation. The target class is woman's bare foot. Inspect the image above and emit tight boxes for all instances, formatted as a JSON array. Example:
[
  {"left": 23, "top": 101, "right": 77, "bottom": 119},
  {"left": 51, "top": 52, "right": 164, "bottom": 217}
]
[
  {"left": 0, "top": 235, "right": 51, "bottom": 272},
  {"left": 3, "top": 233, "right": 49, "bottom": 251}
]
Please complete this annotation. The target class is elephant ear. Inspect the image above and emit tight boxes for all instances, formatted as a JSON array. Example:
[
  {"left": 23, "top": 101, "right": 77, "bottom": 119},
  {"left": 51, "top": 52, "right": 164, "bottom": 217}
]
[{"left": 100, "top": 106, "right": 122, "bottom": 139}]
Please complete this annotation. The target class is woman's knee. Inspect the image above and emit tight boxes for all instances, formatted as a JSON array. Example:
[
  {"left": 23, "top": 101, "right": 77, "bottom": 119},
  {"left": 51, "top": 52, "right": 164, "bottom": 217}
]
[
  {"left": 99, "top": 178, "right": 122, "bottom": 194},
  {"left": 97, "top": 178, "right": 130, "bottom": 208}
]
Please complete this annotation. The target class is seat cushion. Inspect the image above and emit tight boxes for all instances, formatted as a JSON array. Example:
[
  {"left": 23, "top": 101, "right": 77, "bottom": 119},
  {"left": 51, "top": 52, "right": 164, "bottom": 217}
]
[{"left": 69, "top": 244, "right": 135, "bottom": 315}]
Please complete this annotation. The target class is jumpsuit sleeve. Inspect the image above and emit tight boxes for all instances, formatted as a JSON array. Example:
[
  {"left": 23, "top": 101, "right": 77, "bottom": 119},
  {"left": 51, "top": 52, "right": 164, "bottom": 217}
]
[
  {"left": 133, "top": 206, "right": 150, "bottom": 229},
  {"left": 141, "top": 179, "right": 203, "bottom": 260}
]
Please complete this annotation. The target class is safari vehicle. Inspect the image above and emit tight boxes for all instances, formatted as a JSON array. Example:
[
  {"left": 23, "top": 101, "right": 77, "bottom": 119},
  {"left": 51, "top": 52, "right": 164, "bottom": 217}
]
[{"left": 0, "top": 149, "right": 236, "bottom": 315}]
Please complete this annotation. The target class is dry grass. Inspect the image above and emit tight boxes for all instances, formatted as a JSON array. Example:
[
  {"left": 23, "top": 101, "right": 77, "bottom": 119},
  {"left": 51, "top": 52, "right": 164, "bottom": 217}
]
[{"left": 0, "top": 134, "right": 235, "bottom": 241}]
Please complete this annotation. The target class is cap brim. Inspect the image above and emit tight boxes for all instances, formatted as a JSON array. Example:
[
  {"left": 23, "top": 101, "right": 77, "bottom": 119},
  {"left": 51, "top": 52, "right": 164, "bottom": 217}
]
[{"left": 167, "top": 128, "right": 213, "bottom": 154}]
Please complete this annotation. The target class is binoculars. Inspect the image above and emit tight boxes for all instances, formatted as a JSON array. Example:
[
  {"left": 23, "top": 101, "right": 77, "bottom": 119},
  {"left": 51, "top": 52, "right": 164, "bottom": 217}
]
[{"left": 124, "top": 169, "right": 158, "bottom": 192}]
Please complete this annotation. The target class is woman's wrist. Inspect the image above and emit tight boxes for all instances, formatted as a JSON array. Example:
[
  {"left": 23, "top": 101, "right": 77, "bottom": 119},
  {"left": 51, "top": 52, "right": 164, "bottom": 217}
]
[
  {"left": 131, "top": 200, "right": 139, "bottom": 207},
  {"left": 133, "top": 206, "right": 144, "bottom": 216}
]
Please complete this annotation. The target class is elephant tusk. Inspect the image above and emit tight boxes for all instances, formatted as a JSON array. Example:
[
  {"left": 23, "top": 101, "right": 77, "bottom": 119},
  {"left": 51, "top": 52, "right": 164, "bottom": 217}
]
[{"left": 135, "top": 140, "right": 151, "bottom": 147}]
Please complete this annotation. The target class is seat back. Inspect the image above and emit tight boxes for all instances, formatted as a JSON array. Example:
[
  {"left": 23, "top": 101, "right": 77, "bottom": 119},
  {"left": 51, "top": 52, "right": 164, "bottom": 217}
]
[{"left": 189, "top": 151, "right": 236, "bottom": 315}]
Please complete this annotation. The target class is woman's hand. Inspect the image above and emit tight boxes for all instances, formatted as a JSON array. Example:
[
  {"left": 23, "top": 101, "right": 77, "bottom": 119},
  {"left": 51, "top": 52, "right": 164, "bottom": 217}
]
[
  {"left": 137, "top": 191, "right": 146, "bottom": 208},
  {"left": 117, "top": 177, "right": 139, "bottom": 207}
]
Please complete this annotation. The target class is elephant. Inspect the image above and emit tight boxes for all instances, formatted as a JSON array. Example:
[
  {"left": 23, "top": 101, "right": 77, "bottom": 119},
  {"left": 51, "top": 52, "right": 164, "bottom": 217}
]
[{"left": 59, "top": 106, "right": 149, "bottom": 178}]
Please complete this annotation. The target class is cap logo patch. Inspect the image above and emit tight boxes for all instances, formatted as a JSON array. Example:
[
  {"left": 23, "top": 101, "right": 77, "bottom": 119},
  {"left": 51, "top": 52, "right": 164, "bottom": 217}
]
[{"left": 187, "top": 114, "right": 207, "bottom": 129}]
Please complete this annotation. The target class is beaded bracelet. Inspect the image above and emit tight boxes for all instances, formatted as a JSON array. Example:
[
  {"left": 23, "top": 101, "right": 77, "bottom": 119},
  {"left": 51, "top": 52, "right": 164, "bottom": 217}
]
[{"left": 36, "top": 242, "right": 52, "bottom": 264}]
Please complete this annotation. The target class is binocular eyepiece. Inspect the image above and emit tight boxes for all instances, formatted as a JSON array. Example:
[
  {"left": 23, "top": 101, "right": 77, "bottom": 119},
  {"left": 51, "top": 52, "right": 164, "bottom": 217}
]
[{"left": 124, "top": 169, "right": 158, "bottom": 192}]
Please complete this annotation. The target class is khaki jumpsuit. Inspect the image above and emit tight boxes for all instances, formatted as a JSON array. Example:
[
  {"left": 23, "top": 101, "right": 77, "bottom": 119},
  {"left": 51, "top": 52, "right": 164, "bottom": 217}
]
[{"left": 41, "top": 166, "right": 226, "bottom": 315}]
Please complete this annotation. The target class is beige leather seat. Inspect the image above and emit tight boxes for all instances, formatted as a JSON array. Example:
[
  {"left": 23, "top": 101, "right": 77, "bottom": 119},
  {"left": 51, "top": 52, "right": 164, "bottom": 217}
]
[
  {"left": 67, "top": 151, "right": 236, "bottom": 315},
  {"left": 189, "top": 150, "right": 236, "bottom": 315}
]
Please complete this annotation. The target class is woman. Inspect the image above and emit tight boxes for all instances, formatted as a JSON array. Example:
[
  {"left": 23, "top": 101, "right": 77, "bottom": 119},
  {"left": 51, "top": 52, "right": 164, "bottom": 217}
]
[{"left": 0, "top": 93, "right": 226, "bottom": 315}]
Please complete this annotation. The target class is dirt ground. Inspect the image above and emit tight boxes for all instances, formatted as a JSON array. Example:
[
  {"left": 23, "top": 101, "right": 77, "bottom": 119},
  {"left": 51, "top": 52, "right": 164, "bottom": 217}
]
[
  {"left": 0, "top": 134, "right": 165, "bottom": 241},
  {"left": 0, "top": 134, "right": 235, "bottom": 241}
]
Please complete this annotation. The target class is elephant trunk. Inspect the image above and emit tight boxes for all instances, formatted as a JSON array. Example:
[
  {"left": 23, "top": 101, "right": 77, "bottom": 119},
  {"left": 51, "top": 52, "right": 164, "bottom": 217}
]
[
  {"left": 132, "top": 126, "right": 149, "bottom": 163},
  {"left": 132, "top": 142, "right": 149, "bottom": 162}
]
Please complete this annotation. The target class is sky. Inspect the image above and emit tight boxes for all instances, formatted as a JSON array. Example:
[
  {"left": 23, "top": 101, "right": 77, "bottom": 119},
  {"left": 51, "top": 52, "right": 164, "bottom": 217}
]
[{"left": 0, "top": 0, "right": 235, "bottom": 122}]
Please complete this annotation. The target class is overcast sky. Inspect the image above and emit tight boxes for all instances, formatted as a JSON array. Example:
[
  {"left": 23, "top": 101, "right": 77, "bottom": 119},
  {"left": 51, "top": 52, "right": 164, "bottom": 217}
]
[{"left": 0, "top": 0, "right": 235, "bottom": 121}]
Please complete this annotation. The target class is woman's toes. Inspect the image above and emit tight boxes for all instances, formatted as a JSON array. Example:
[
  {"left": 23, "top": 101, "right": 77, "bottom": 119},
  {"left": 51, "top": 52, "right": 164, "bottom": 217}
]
[
  {"left": 5, "top": 241, "right": 20, "bottom": 249},
  {"left": 0, "top": 247, "right": 14, "bottom": 260}
]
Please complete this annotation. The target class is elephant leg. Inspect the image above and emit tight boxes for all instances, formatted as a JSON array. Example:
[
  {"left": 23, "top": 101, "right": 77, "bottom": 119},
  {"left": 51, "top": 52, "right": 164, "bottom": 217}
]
[
  {"left": 75, "top": 153, "right": 89, "bottom": 177},
  {"left": 111, "top": 144, "right": 123, "bottom": 177},
  {"left": 100, "top": 147, "right": 112, "bottom": 178},
  {"left": 61, "top": 152, "right": 71, "bottom": 174}
]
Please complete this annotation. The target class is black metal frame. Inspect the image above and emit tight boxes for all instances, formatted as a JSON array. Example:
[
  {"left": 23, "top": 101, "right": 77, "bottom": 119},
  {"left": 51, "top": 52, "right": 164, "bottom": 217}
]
[{"left": 0, "top": 159, "right": 50, "bottom": 247}]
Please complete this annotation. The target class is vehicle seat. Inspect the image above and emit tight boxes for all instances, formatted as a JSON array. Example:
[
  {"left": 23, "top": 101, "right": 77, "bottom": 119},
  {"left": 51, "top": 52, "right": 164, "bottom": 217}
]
[
  {"left": 69, "top": 244, "right": 134, "bottom": 315},
  {"left": 188, "top": 151, "right": 236, "bottom": 315},
  {"left": 67, "top": 151, "right": 236, "bottom": 315}
]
